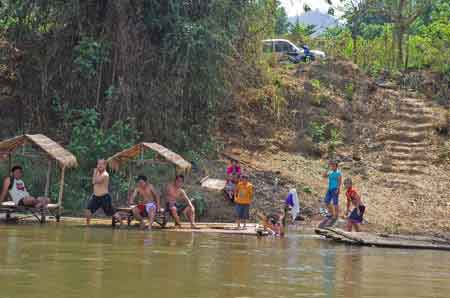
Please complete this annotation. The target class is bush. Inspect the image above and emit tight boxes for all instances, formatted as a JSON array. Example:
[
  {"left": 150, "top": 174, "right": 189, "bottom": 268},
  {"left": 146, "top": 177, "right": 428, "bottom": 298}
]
[{"left": 309, "top": 121, "right": 326, "bottom": 143}]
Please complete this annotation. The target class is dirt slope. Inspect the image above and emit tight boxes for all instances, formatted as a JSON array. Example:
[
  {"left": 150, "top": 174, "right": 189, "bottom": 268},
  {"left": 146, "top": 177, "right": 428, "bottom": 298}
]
[{"left": 215, "top": 59, "right": 450, "bottom": 237}]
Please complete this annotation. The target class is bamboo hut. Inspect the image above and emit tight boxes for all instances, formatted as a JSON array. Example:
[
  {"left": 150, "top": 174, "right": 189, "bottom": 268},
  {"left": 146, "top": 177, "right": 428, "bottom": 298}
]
[
  {"left": 0, "top": 134, "right": 78, "bottom": 222},
  {"left": 107, "top": 142, "right": 191, "bottom": 173},
  {"left": 107, "top": 142, "right": 191, "bottom": 228}
]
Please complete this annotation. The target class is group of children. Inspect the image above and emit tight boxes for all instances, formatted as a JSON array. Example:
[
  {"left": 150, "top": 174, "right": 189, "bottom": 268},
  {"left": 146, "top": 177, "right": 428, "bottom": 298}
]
[
  {"left": 88, "top": 159, "right": 198, "bottom": 230},
  {"left": 322, "top": 160, "right": 365, "bottom": 232},
  {"left": 2, "top": 156, "right": 364, "bottom": 233},
  {"left": 225, "top": 158, "right": 366, "bottom": 235},
  {"left": 224, "top": 159, "right": 293, "bottom": 236},
  {"left": 224, "top": 159, "right": 255, "bottom": 230}
]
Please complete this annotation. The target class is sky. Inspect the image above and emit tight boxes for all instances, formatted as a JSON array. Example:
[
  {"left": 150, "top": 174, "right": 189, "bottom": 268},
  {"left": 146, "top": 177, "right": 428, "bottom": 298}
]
[{"left": 280, "top": 0, "right": 330, "bottom": 16}]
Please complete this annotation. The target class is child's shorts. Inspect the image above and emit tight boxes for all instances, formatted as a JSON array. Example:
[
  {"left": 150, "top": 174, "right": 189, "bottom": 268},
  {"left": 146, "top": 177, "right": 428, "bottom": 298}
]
[
  {"left": 235, "top": 204, "right": 250, "bottom": 220},
  {"left": 349, "top": 205, "right": 365, "bottom": 223},
  {"left": 324, "top": 189, "right": 339, "bottom": 206}
]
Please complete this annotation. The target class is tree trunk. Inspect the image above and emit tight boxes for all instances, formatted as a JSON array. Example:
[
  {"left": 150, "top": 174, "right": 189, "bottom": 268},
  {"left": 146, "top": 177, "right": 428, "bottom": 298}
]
[
  {"left": 397, "top": 26, "right": 405, "bottom": 69},
  {"left": 352, "top": 36, "right": 358, "bottom": 64},
  {"left": 404, "top": 32, "right": 410, "bottom": 71}
]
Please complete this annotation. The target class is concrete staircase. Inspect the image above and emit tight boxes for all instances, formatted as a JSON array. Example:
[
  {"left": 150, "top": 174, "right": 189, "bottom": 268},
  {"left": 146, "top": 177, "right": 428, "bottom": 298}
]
[{"left": 381, "top": 97, "right": 435, "bottom": 175}]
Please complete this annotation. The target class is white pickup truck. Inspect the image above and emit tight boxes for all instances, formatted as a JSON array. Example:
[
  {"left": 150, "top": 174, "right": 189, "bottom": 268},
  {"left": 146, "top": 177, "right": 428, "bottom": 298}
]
[{"left": 262, "top": 39, "right": 326, "bottom": 61}]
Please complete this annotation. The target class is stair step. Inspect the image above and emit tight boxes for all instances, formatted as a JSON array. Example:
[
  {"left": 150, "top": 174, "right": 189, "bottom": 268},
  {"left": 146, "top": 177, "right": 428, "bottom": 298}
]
[
  {"left": 387, "top": 152, "right": 428, "bottom": 161},
  {"left": 384, "top": 165, "right": 427, "bottom": 175},
  {"left": 390, "top": 160, "right": 428, "bottom": 167},
  {"left": 400, "top": 98, "right": 427, "bottom": 106},
  {"left": 381, "top": 132, "right": 428, "bottom": 143},
  {"left": 384, "top": 141, "right": 429, "bottom": 148},
  {"left": 394, "top": 113, "right": 435, "bottom": 123},
  {"left": 393, "top": 123, "right": 435, "bottom": 132},
  {"left": 388, "top": 146, "right": 427, "bottom": 154}
]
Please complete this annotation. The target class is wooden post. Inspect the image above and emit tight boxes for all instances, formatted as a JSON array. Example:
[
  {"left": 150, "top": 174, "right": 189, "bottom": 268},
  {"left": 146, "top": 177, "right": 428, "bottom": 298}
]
[
  {"left": 8, "top": 153, "right": 12, "bottom": 171},
  {"left": 127, "top": 163, "right": 133, "bottom": 199},
  {"left": 57, "top": 167, "right": 65, "bottom": 221},
  {"left": 44, "top": 160, "right": 52, "bottom": 197}
]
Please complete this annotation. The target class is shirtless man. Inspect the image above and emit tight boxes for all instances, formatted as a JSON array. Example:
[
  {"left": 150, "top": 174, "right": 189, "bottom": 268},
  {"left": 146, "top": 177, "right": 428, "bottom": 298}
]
[
  {"left": 165, "top": 174, "right": 198, "bottom": 229},
  {"left": 0, "top": 165, "right": 50, "bottom": 209},
  {"left": 85, "top": 159, "right": 115, "bottom": 225},
  {"left": 128, "top": 175, "right": 161, "bottom": 230}
]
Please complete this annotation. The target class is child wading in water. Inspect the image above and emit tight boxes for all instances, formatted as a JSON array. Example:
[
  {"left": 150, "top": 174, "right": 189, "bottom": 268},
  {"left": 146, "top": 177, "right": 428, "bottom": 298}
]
[
  {"left": 321, "top": 160, "right": 342, "bottom": 227},
  {"left": 344, "top": 178, "right": 365, "bottom": 232},
  {"left": 257, "top": 210, "right": 286, "bottom": 237}
]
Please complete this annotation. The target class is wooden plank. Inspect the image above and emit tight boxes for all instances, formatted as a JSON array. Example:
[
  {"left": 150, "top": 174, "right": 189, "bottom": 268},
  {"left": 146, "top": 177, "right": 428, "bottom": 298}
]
[
  {"left": 44, "top": 160, "right": 52, "bottom": 197},
  {"left": 201, "top": 178, "right": 227, "bottom": 191},
  {"left": 315, "top": 228, "right": 450, "bottom": 251}
]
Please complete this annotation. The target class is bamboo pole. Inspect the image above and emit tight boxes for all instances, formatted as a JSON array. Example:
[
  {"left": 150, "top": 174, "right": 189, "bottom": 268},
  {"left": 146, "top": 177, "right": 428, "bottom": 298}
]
[
  {"left": 44, "top": 160, "right": 52, "bottom": 197},
  {"left": 8, "top": 153, "right": 12, "bottom": 171},
  {"left": 58, "top": 167, "right": 65, "bottom": 208}
]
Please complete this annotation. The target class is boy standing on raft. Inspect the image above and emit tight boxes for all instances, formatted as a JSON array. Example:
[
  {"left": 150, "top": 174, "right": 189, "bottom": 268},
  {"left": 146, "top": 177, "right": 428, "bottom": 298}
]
[
  {"left": 128, "top": 175, "right": 161, "bottom": 230},
  {"left": 344, "top": 178, "right": 365, "bottom": 232},
  {"left": 322, "top": 160, "right": 342, "bottom": 226},
  {"left": 234, "top": 174, "right": 253, "bottom": 229},
  {"left": 85, "top": 159, "right": 115, "bottom": 225}
]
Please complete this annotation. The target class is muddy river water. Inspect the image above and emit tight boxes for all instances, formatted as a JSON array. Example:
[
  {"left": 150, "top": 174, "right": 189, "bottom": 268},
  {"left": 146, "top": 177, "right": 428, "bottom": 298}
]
[{"left": 1, "top": 224, "right": 449, "bottom": 298}]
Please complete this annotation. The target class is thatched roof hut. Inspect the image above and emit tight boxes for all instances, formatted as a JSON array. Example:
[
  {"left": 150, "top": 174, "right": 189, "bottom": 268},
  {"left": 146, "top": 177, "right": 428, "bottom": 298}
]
[
  {"left": 0, "top": 134, "right": 78, "bottom": 217},
  {"left": 0, "top": 134, "right": 77, "bottom": 168},
  {"left": 107, "top": 142, "right": 191, "bottom": 172}
]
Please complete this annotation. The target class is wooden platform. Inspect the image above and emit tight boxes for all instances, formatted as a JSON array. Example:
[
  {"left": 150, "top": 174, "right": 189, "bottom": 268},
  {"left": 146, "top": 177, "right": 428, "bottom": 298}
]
[
  {"left": 200, "top": 177, "right": 227, "bottom": 191},
  {"left": 315, "top": 228, "right": 450, "bottom": 251},
  {"left": 40, "top": 217, "right": 270, "bottom": 236},
  {"left": 0, "top": 201, "right": 61, "bottom": 223}
]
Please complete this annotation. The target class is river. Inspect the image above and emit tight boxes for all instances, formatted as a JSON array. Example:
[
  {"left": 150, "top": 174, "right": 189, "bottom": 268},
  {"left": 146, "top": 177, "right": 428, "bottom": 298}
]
[{"left": 0, "top": 224, "right": 449, "bottom": 298}]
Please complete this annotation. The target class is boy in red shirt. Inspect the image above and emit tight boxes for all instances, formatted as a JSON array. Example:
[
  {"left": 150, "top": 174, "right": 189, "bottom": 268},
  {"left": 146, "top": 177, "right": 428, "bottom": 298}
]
[{"left": 344, "top": 178, "right": 365, "bottom": 232}]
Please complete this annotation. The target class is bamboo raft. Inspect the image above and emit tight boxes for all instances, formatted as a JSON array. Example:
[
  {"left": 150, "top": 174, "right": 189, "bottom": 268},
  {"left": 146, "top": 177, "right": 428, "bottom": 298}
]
[
  {"left": 315, "top": 228, "right": 450, "bottom": 251},
  {"left": 16, "top": 216, "right": 270, "bottom": 236}
]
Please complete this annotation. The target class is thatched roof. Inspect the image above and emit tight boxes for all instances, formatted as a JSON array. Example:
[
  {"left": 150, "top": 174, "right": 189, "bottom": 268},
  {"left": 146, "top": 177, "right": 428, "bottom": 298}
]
[
  {"left": 0, "top": 134, "right": 78, "bottom": 168},
  {"left": 107, "top": 142, "right": 191, "bottom": 171}
]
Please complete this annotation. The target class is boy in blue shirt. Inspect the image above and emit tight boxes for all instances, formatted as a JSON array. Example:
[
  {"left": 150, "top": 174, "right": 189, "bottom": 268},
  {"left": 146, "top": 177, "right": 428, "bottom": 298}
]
[{"left": 322, "top": 160, "right": 342, "bottom": 226}]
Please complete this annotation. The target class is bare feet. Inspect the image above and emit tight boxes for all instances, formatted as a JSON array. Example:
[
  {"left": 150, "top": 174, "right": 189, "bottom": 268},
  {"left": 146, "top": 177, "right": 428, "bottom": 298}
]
[{"left": 190, "top": 224, "right": 200, "bottom": 229}]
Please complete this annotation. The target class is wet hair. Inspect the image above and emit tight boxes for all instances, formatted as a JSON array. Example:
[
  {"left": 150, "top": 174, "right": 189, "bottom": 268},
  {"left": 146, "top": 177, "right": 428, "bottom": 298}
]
[
  {"left": 136, "top": 175, "right": 148, "bottom": 182},
  {"left": 11, "top": 165, "right": 23, "bottom": 173},
  {"left": 344, "top": 177, "right": 352, "bottom": 186},
  {"left": 175, "top": 174, "right": 185, "bottom": 182}
]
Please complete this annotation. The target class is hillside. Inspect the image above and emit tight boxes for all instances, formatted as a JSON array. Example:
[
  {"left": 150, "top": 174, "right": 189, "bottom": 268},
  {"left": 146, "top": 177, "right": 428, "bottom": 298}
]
[{"left": 214, "top": 59, "right": 450, "bottom": 237}]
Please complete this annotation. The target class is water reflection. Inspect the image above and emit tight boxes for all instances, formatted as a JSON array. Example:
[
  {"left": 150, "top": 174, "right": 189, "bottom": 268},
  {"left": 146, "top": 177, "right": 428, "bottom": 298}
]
[{"left": 0, "top": 225, "right": 450, "bottom": 298}]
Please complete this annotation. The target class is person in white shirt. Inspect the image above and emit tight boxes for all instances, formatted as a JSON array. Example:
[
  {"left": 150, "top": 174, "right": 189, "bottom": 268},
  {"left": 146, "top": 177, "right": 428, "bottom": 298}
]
[{"left": 0, "top": 165, "right": 50, "bottom": 208}]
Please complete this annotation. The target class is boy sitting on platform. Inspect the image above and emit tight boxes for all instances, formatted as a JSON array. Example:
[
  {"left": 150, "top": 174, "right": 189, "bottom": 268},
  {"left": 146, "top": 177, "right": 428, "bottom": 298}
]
[{"left": 128, "top": 175, "right": 161, "bottom": 230}]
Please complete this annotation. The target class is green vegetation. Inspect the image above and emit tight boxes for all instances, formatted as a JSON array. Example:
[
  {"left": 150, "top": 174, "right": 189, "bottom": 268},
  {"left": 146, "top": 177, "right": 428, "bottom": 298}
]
[{"left": 0, "top": 0, "right": 449, "bottom": 214}]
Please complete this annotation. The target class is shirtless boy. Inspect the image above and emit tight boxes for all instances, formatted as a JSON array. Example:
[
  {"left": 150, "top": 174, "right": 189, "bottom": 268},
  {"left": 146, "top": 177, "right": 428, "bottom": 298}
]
[
  {"left": 128, "top": 175, "right": 161, "bottom": 230},
  {"left": 165, "top": 174, "right": 198, "bottom": 229},
  {"left": 85, "top": 159, "right": 115, "bottom": 225}
]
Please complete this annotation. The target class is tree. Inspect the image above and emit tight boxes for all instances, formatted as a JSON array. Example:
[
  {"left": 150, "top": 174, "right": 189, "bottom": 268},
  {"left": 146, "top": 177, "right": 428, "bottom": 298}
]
[
  {"left": 367, "top": 0, "right": 432, "bottom": 69},
  {"left": 289, "top": 23, "right": 316, "bottom": 45},
  {"left": 325, "top": 0, "right": 371, "bottom": 64},
  {"left": 274, "top": 2, "right": 290, "bottom": 35}
]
